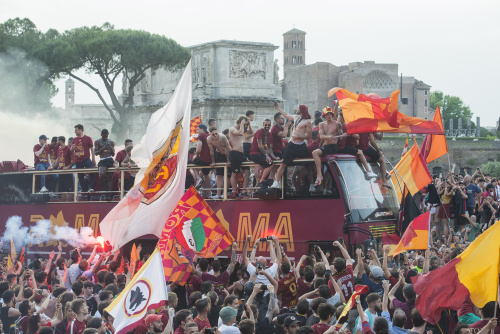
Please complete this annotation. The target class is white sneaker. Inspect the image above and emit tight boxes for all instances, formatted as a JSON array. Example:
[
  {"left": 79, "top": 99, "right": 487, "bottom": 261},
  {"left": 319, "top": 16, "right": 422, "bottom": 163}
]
[
  {"left": 366, "top": 171, "right": 377, "bottom": 179},
  {"left": 40, "top": 186, "right": 48, "bottom": 193},
  {"left": 309, "top": 185, "right": 316, "bottom": 192},
  {"left": 270, "top": 180, "right": 281, "bottom": 189},
  {"left": 210, "top": 194, "right": 220, "bottom": 200}
]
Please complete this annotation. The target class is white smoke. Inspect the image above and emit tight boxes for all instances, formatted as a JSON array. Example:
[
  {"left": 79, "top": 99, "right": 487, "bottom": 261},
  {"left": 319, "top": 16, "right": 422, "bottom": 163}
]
[{"left": 2, "top": 215, "right": 100, "bottom": 249}]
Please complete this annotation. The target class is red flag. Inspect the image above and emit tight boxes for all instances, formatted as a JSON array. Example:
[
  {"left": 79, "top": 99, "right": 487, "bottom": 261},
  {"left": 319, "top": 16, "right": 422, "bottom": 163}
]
[
  {"left": 393, "top": 212, "right": 430, "bottom": 255},
  {"left": 382, "top": 232, "right": 401, "bottom": 257},
  {"left": 420, "top": 106, "right": 448, "bottom": 163},
  {"left": 328, "top": 88, "right": 444, "bottom": 135}
]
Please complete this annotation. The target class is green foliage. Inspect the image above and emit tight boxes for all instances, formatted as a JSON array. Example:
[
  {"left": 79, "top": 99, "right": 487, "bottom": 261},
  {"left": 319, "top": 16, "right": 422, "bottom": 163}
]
[
  {"left": 0, "top": 18, "right": 79, "bottom": 112},
  {"left": 430, "top": 91, "right": 473, "bottom": 130},
  {"left": 480, "top": 161, "right": 500, "bottom": 177},
  {"left": 62, "top": 23, "right": 191, "bottom": 139}
]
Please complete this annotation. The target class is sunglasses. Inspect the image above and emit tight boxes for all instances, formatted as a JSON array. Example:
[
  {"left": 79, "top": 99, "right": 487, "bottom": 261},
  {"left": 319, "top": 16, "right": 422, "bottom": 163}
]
[{"left": 211, "top": 133, "right": 219, "bottom": 137}]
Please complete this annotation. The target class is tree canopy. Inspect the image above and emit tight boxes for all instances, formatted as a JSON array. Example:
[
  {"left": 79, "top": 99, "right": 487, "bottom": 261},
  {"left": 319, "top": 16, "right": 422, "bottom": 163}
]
[
  {"left": 0, "top": 18, "right": 79, "bottom": 112},
  {"left": 429, "top": 91, "right": 473, "bottom": 130},
  {"left": 63, "top": 23, "right": 191, "bottom": 139}
]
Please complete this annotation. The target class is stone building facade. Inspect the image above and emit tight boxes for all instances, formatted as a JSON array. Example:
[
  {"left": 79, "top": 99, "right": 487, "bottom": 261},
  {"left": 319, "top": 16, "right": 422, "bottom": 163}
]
[
  {"left": 282, "top": 30, "right": 431, "bottom": 119},
  {"left": 66, "top": 40, "right": 282, "bottom": 140}
]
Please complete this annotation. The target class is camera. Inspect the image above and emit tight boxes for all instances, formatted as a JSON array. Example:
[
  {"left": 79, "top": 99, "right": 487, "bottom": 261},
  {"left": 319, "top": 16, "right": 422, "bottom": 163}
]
[
  {"left": 205, "top": 329, "right": 216, "bottom": 334},
  {"left": 256, "top": 263, "right": 263, "bottom": 271},
  {"left": 325, "top": 269, "right": 332, "bottom": 278},
  {"left": 273, "top": 100, "right": 278, "bottom": 107},
  {"left": 260, "top": 285, "right": 267, "bottom": 291}
]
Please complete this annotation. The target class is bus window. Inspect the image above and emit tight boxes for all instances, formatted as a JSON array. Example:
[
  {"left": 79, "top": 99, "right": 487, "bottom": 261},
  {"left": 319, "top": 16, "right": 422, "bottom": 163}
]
[
  {"left": 284, "top": 162, "right": 340, "bottom": 199},
  {"left": 336, "top": 160, "right": 399, "bottom": 222}
]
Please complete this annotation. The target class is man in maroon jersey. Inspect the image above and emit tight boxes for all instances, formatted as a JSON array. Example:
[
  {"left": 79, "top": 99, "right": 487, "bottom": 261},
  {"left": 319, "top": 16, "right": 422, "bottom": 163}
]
[
  {"left": 66, "top": 299, "right": 88, "bottom": 334},
  {"left": 250, "top": 119, "right": 278, "bottom": 188},
  {"left": 192, "top": 124, "right": 211, "bottom": 191},
  {"left": 277, "top": 261, "right": 297, "bottom": 308},
  {"left": 71, "top": 124, "right": 96, "bottom": 192},
  {"left": 329, "top": 241, "right": 355, "bottom": 302},
  {"left": 55, "top": 136, "right": 73, "bottom": 193},
  {"left": 34, "top": 134, "right": 54, "bottom": 192},
  {"left": 271, "top": 112, "right": 291, "bottom": 160},
  {"left": 112, "top": 139, "right": 133, "bottom": 192}
]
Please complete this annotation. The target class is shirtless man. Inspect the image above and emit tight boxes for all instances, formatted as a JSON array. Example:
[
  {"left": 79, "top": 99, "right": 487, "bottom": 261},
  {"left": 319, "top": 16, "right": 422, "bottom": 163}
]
[
  {"left": 243, "top": 110, "right": 255, "bottom": 158},
  {"left": 311, "top": 107, "right": 342, "bottom": 186},
  {"left": 228, "top": 116, "right": 251, "bottom": 197},
  {"left": 271, "top": 104, "right": 312, "bottom": 189},
  {"left": 94, "top": 129, "right": 115, "bottom": 191},
  {"left": 207, "top": 127, "right": 231, "bottom": 199}
]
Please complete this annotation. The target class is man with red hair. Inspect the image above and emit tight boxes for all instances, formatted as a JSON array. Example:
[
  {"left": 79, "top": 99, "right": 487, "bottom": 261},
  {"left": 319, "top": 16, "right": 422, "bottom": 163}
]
[{"left": 271, "top": 104, "right": 312, "bottom": 189}]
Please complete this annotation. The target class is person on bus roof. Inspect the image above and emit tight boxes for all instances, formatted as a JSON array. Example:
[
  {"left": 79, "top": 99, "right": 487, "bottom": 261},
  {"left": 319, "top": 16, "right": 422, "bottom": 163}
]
[
  {"left": 271, "top": 104, "right": 313, "bottom": 189},
  {"left": 355, "top": 130, "right": 391, "bottom": 189}
]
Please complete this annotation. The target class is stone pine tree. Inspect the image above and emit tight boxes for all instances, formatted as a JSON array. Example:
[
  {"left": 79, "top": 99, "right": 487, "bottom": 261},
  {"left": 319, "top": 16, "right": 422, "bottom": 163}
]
[
  {"left": 63, "top": 24, "right": 191, "bottom": 140},
  {"left": 0, "top": 18, "right": 79, "bottom": 112}
]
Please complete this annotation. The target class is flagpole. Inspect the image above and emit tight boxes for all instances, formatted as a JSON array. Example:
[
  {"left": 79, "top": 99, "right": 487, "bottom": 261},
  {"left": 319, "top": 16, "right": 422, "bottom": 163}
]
[{"left": 447, "top": 153, "right": 451, "bottom": 171}]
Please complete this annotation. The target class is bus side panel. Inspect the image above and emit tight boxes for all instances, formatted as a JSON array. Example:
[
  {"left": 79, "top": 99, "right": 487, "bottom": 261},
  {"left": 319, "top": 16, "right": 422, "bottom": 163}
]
[{"left": 209, "top": 198, "right": 346, "bottom": 260}]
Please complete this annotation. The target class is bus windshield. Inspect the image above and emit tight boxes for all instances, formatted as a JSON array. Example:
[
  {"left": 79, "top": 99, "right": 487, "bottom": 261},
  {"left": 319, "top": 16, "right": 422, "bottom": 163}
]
[{"left": 336, "top": 160, "right": 399, "bottom": 222}]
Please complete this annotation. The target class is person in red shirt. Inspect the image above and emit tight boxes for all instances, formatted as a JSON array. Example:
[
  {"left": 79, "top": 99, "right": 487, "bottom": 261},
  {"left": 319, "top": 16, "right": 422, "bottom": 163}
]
[
  {"left": 329, "top": 241, "right": 355, "bottom": 302},
  {"left": 470, "top": 302, "right": 500, "bottom": 334},
  {"left": 250, "top": 119, "right": 279, "bottom": 188},
  {"left": 34, "top": 134, "right": 55, "bottom": 192},
  {"left": 54, "top": 136, "right": 73, "bottom": 193},
  {"left": 173, "top": 310, "right": 194, "bottom": 334},
  {"left": 112, "top": 139, "right": 134, "bottom": 192},
  {"left": 71, "top": 124, "right": 96, "bottom": 192},
  {"left": 200, "top": 259, "right": 235, "bottom": 300},
  {"left": 49, "top": 137, "right": 59, "bottom": 166},
  {"left": 311, "top": 303, "right": 335, "bottom": 334},
  {"left": 193, "top": 124, "right": 211, "bottom": 190},
  {"left": 193, "top": 299, "right": 211, "bottom": 331},
  {"left": 277, "top": 262, "right": 298, "bottom": 308},
  {"left": 66, "top": 299, "right": 88, "bottom": 334},
  {"left": 356, "top": 131, "right": 391, "bottom": 189},
  {"left": 271, "top": 112, "right": 291, "bottom": 160},
  {"left": 294, "top": 256, "right": 314, "bottom": 298}
]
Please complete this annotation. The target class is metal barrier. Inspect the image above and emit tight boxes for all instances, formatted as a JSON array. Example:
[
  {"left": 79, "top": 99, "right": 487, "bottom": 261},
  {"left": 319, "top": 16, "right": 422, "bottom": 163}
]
[{"left": 5, "top": 159, "right": 317, "bottom": 203}]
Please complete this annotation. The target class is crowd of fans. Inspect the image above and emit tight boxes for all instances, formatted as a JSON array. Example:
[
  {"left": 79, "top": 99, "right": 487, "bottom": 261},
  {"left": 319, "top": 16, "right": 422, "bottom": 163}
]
[
  {"left": 1, "top": 229, "right": 499, "bottom": 334},
  {"left": 33, "top": 124, "right": 136, "bottom": 198}
]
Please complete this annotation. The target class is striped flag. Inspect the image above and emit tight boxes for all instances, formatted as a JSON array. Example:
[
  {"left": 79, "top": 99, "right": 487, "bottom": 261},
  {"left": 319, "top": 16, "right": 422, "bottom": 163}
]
[
  {"left": 158, "top": 186, "right": 234, "bottom": 285},
  {"left": 190, "top": 116, "right": 201, "bottom": 142},
  {"left": 328, "top": 88, "right": 444, "bottom": 135},
  {"left": 401, "top": 137, "right": 409, "bottom": 157}
]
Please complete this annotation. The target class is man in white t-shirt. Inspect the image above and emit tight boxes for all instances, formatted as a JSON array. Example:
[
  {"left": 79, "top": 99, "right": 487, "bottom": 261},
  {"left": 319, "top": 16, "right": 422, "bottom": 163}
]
[
  {"left": 242, "top": 235, "right": 280, "bottom": 294},
  {"left": 219, "top": 306, "right": 240, "bottom": 334}
]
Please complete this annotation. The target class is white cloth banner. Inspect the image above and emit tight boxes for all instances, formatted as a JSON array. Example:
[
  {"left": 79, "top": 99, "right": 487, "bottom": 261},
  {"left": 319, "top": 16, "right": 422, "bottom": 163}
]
[
  {"left": 105, "top": 248, "right": 167, "bottom": 334},
  {"left": 100, "top": 60, "right": 192, "bottom": 250}
]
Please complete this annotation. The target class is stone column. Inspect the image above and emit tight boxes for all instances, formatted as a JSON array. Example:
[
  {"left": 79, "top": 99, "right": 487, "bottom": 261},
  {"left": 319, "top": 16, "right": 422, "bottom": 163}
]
[
  {"left": 458, "top": 118, "right": 462, "bottom": 136},
  {"left": 476, "top": 117, "right": 481, "bottom": 137},
  {"left": 466, "top": 118, "right": 471, "bottom": 137}
]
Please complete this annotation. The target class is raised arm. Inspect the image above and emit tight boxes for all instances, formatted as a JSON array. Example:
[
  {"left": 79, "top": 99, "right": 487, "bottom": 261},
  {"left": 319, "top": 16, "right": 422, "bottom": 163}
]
[
  {"left": 249, "top": 239, "right": 261, "bottom": 263},
  {"left": 87, "top": 245, "right": 98, "bottom": 264},
  {"left": 318, "top": 248, "right": 330, "bottom": 267},
  {"left": 45, "top": 251, "right": 56, "bottom": 275},
  {"left": 356, "top": 248, "right": 365, "bottom": 277},
  {"left": 423, "top": 249, "right": 430, "bottom": 274},
  {"left": 266, "top": 285, "right": 277, "bottom": 321},
  {"left": 242, "top": 235, "right": 251, "bottom": 267},
  {"left": 275, "top": 104, "right": 294, "bottom": 121},
  {"left": 382, "top": 281, "right": 390, "bottom": 313},
  {"left": 226, "top": 242, "right": 238, "bottom": 275},
  {"left": 294, "top": 255, "right": 306, "bottom": 280},
  {"left": 49, "top": 302, "right": 63, "bottom": 327},
  {"left": 382, "top": 246, "right": 391, "bottom": 279},
  {"left": 273, "top": 237, "right": 282, "bottom": 264},
  {"left": 333, "top": 241, "right": 352, "bottom": 266}
]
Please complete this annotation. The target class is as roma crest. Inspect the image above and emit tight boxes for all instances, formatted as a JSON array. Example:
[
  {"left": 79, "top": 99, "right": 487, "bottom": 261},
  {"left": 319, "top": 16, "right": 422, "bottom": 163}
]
[
  {"left": 123, "top": 279, "right": 152, "bottom": 318},
  {"left": 140, "top": 119, "right": 183, "bottom": 204}
]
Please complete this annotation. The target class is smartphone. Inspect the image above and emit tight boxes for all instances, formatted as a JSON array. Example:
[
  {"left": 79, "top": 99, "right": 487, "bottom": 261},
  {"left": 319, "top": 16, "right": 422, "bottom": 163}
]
[
  {"left": 205, "top": 329, "right": 216, "bottom": 334},
  {"left": 325, "top": 269, "right": 331, "bottom": 278},
  {"left": 266, "top": 236, "right": 273, "bottom": 240},
  {"left": 260, "top": 285, "right": 268, "bottom": 291},
  {"left": 314, "top": 245, "right": 319, "bottom": 252},
  {"left": 256, "top": 263, "right": 263, "bottom": 271},
  {"left": 259, "top": 238, "right": 266, "bottom": 242},
  {"left": 338, "top": 237, "right": 344, "bottom": 245}
]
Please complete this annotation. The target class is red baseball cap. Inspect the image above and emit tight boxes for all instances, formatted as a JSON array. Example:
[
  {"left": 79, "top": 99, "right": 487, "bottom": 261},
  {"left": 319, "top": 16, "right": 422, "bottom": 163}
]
[{"left": 145, "top": 314, "right": 162, "bottom": 327}]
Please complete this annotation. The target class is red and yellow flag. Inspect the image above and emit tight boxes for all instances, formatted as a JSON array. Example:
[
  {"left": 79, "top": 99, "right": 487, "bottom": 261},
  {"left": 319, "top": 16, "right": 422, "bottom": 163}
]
[
  {"left": 420, "top": 106, "right": 448, "bottom": 163},
  {"left": 158, "top": 186, "right": 234, "bottom": 285},
  {"left": 328, "top": 88, "right": 444, "bottom": 135},
  {"left": 190, "top": 116, "right": 201, "bottom": 142},
  {"left": 401, "top": 138, "right": 409, "bottom": 157},
  {"left": 413, "top": 220, "right": 500, "bottom": 324},
  {"left": 390, "top": 144, "right": 432, "bottom": 202},
  {"left": 335, "top": 285, "right": 370, "bottom": 327},
  {"left": 130, "top": 243, "right": 140, "bottom": 278},
  {"left": 393, "top": 212, "right": 430, "bottom": 255},
  {"left": 382, "top": 232, "right": 401, "bottom": 257}
]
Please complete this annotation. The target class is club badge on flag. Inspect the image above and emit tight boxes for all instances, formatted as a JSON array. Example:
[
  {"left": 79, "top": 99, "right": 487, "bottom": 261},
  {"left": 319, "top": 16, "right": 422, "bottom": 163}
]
[
  {"left": 158, "top": 186, "right": 235, "bottom": 285},
  {"left": 100, "top": 60, "right": 192, "bottom": 251},
  {"left": 105, "top": 248, "right": 167, "bottom": 334}
]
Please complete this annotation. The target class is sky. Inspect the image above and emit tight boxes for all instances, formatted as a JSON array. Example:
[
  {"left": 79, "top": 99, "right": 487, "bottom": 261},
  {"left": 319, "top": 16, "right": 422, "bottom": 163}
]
[{"left": 1, "top": 0, "right": 499, "bottom": 161}]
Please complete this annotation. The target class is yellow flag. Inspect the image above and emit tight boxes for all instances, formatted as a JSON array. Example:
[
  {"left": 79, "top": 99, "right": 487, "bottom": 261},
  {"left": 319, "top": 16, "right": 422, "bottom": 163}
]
[
  {"left": 10, "top": 236, "right": 16, "bottom": 260},
  {"left": 7, "top": 255, "right": 12, "bottom": 270},
  {"left": 130, "top": 243, "right": 140, "bottom": 278}
]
